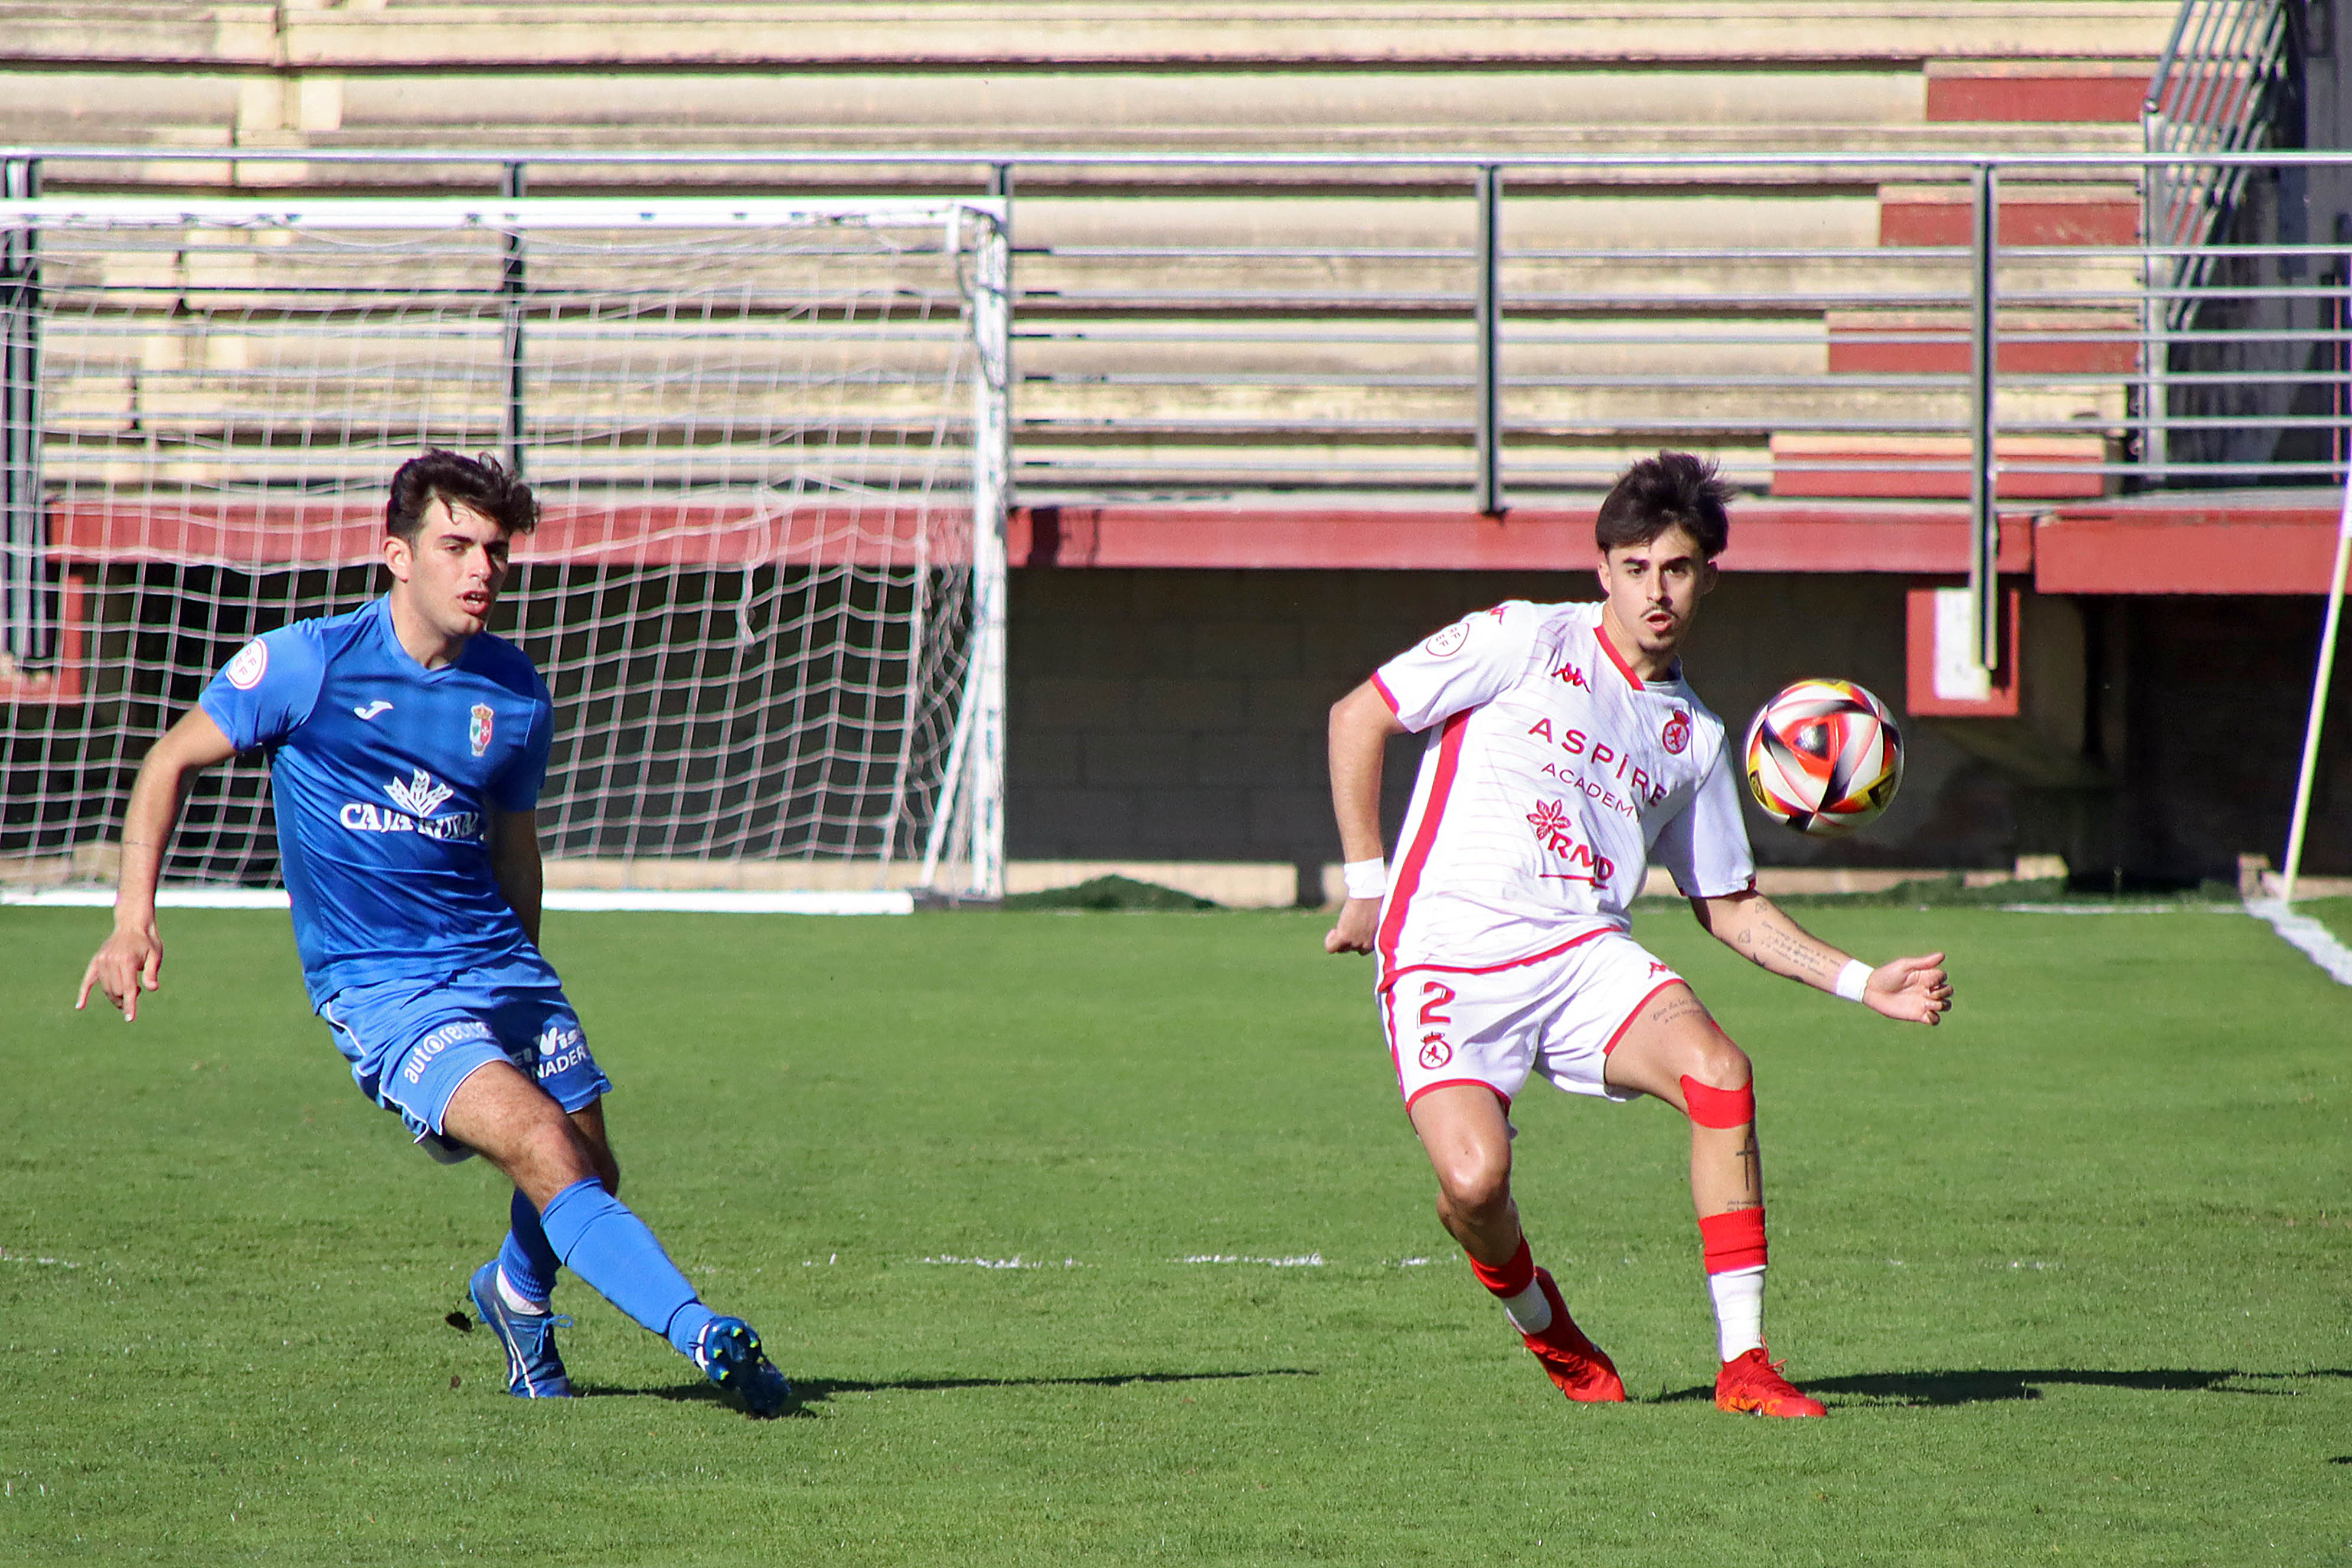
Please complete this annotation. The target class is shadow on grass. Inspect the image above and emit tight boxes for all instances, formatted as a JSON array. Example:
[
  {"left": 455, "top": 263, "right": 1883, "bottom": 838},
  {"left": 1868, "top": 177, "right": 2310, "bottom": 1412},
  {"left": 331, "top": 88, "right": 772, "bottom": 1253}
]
[
  {"left": 576, "top": 1366, "right": 1319, "bottom": 1415},
  {"left": 1655, "top": 1367, "right": 2352, "bottom": 1407}
]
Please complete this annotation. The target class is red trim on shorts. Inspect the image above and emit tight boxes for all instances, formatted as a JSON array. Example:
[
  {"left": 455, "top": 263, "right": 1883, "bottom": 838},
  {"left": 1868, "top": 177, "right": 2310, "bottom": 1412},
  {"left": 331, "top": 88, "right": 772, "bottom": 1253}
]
[
  {"left": 1404, "top": 1077, "right": 1514, "bottom": 1114},
  {"left": 1376, "top": 708, "right": 1468, "bottom": 985},
  {"left": 1381, "top": 926, "right": 1611, "bottom": 992},
  {"left": 1370, "top": 670, "right": 1402, "bottom": 714},
  {"left": 1601, "top": 977, "right": 1681, "bottom": 1056}
]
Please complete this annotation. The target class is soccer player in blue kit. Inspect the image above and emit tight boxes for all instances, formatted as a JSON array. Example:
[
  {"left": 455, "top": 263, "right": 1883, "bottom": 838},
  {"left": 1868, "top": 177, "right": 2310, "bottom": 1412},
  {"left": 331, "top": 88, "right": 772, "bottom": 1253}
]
[{"left": 75, "top": 450, "right": 792, "bottom": 1417}]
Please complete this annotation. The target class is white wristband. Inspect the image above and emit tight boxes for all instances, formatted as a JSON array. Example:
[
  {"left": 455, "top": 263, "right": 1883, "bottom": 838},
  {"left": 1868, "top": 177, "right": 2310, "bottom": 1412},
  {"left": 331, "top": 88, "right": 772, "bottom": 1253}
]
[
  {"left": 1342, "top": 857, "right": 1389, "bottom": 901},
  {"left": 1834, "top": 959, "right": 1872, "bottom": 1003}
]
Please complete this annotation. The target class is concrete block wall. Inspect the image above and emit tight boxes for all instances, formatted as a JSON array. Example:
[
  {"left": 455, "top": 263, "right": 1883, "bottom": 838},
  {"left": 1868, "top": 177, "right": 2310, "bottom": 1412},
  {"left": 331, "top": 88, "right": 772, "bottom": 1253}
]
[
  {"left": 1007, "top": 564, "right": 2019, "bottom": 891},
  {"left": 1008, "top": 566, "right": 2352, "bottom": 891}
]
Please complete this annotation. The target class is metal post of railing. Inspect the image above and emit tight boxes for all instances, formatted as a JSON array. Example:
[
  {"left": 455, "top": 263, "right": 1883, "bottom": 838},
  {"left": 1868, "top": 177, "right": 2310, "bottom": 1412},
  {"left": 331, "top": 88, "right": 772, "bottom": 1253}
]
[
  {"left": 1474, "top": 164, "right": 1502, "bottom": 516},
  {"left": 2, "top": 155, "right": 40, "bottom": 668},
  {"left": 2141, "top": 155, "right": 2171, "bottom": 485},
  {"left": 1968, "top": 162, "right": 2000, "bottom": 669},
  {"left": 501, "top": 161, "right": 527, "bottom": 477}
]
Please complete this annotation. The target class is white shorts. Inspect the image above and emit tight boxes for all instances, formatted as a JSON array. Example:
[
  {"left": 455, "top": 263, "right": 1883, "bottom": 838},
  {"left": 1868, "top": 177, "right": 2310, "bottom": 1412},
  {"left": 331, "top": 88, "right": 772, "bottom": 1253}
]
[{"left": 1380, "top": 928, "right": 1684, "bottom": 1111}]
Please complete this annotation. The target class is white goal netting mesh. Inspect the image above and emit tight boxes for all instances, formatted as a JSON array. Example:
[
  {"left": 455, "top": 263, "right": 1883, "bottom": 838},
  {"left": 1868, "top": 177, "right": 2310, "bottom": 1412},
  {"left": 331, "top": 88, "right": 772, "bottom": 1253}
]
[{"left": 0, "top": 199, "right": 1009, "bottom": 897}]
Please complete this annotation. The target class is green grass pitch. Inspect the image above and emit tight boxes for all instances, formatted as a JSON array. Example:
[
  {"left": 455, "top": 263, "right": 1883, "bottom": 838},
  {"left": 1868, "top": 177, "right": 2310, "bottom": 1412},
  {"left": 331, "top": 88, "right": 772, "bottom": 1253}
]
[{"left": 4, "top": 900, "right": 2347, "bottom": 1565}]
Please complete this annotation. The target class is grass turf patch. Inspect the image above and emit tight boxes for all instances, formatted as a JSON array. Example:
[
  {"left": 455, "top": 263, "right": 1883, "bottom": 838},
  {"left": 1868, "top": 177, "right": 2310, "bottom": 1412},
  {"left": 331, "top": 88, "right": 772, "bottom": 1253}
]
[{"left": 4, "top": 903, "right": 2347, "bottom": 1564}]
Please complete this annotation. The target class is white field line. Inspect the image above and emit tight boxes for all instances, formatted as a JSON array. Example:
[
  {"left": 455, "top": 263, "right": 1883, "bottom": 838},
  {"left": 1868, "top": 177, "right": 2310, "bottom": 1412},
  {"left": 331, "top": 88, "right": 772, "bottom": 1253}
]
[
  {"left": 920, "top": 1255, "right": 1080, "bottom": 1270},
  {"left": 0, "top": 1249, "right": 79, "bottom": 1268},
  {"left": 1181, "top": 1253, "right": 1324, "bottom": 1268},
  {"left": 2245, "top": 898, "right": 2352, "bottom": 986}
]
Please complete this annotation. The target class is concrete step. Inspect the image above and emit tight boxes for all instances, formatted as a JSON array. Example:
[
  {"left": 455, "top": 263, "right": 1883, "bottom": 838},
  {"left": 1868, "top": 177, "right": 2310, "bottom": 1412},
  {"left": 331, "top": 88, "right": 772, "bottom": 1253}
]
[
  {"left": 0, "top": 4, "right": 2183, "bottom": 70},
  {"left": 1925, "top": 60, "right": 2153, "bottom": 122},
  {"left": 1769, "top": 431, "right": 2116, "bottom": 498}
]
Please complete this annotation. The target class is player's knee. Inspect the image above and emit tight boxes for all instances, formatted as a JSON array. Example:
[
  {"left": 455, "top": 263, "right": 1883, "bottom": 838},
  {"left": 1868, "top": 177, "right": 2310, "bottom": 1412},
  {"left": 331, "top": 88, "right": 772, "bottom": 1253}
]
[
  {"left": 1677, "top": 1037, "right": 1755, "bottom": 1129},
  {"left": 1681, "top": 1033, "right": 1751, "bottom": 1093},
  {"left": 1434, "top": 1147, "right": 1512, "bottom": 1219}
]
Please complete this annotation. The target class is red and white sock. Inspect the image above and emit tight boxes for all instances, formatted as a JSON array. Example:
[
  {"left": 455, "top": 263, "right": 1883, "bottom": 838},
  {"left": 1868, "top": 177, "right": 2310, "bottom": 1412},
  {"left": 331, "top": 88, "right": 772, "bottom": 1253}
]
[
  {"left": 1698, "top": 1208, "right": 1768, "bottom": 1362},
  {"left": 1469, "top": 1236, "right": 1553, "bottom": 1336}
]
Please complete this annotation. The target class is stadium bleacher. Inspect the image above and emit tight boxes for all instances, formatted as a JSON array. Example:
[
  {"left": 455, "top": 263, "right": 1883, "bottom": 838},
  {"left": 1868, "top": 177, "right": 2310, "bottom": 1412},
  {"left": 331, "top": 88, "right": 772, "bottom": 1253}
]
[{"left": 1, "top": 1, "right": 2345, "bottom": 893}]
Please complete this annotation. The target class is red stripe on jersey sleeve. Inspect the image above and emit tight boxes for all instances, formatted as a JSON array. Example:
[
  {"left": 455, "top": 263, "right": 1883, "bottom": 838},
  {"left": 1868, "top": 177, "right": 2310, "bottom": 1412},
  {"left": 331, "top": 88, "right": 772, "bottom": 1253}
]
[{"left": 1370, "top": 670, "right": 1402, "bottom": 715}]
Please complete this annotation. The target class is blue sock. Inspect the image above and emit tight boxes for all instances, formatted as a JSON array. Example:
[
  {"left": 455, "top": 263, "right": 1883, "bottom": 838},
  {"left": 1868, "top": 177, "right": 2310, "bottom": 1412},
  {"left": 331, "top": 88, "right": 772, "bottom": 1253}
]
[
  {"left": 497, "top": 1187, "right": 560, "bottom": 1305},
  {"left": 536, "top": 1178, "right": 718, "bottom": 1357}
]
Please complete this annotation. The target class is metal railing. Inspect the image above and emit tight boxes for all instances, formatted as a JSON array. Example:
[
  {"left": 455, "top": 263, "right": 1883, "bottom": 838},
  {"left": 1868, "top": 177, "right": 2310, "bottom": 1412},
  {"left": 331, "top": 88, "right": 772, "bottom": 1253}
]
[{"left": 1, "top": 142, "right": 2350, "bottom": 670}]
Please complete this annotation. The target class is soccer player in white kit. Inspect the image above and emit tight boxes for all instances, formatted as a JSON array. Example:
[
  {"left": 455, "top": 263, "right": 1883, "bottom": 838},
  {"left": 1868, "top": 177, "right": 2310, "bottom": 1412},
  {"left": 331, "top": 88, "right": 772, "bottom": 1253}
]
[{"left": 1325, "top": 453, "right": 1951, "bottom": 1417}]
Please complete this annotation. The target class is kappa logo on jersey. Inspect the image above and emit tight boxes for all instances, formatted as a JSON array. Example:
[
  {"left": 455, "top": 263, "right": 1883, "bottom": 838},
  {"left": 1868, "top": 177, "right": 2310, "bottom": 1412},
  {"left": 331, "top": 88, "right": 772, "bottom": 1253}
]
[
  {"left": 224, "top": 639, "right": 268, "bottom": 690},
  {"left": 1550, "top": 659, "right": 1590, "bottom": 691},
  {"left": 1417, "top": 1033, "right": 1453, "bottom": 1069},
  {"left": 1525, "top": 798, "right": 1617, "bottom": 884},
  {"left": 1423, "top": 621, "right": 1471, "bottom": 658},
  {"left": 1662, "top": 708, "right": 1692, "bottom": 755},
  {"left": 352, "top": 700, "right": 393, "bottom": 721},
  {"left": 469, "top": 703, "right": 494, "bottom": 757},
  {"left": 1648, "top": 961, "right": 1674, "bottom": 979}
]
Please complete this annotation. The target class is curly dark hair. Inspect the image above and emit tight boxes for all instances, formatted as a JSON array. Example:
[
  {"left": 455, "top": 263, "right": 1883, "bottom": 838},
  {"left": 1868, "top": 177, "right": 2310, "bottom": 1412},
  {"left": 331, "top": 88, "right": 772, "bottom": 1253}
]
[
  {"left": 1595, "top": 450, "right": 1732, "bottom": 560},
  {"left": 386, "top": 449, "right": 539, "bottom": 541}
]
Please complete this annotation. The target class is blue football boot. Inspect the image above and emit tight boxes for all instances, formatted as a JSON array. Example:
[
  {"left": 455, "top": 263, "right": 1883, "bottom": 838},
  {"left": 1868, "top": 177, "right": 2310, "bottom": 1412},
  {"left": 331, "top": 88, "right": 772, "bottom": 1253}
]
[
  {"left": 468, "top": 1261, "right": 574, "bottom": 1398},
  {"left": 692, "top": 1316, "right": 793, "bottom": 1417}
]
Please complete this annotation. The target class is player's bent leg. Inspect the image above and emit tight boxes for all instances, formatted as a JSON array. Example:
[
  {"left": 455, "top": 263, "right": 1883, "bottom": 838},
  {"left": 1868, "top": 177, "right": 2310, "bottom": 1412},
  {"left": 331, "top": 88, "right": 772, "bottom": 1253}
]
[
  {"left": 1406, "top": 1082, "right": 1520, "bottom": 1265},
  {"left": 1408, "top": 1083, "right": 1624, "bottom": 1404},
  {"left": 1602, "top": 984, "right": 1824, "bottom": 1417},
  {"left": 441, "top": 1066, "right": 793, "bottom": 1416}
]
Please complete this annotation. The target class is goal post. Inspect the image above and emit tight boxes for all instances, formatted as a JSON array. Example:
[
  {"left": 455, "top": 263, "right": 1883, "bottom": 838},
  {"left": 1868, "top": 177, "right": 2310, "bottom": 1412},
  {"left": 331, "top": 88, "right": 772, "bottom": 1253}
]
[{"left": 0, "top": 195, "right": 1011, "bottom": 903}]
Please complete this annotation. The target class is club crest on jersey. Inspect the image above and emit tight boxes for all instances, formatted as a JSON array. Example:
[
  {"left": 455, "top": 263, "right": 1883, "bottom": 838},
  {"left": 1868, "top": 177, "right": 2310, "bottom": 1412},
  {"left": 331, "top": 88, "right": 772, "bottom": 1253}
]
[
  {"left": 1417, "top": 1033, "right": 1453, "bottom": 1069},
  {"left": 1662, "top": 708, "right": 1692, "bottom": 755},
  {"left": 224, "top": 639, "right": 268, "bottom": 690},
  {"left": 1423, "top": 621, "right": 1470, "bottom": 658},
  {"left": 468, "top": 703, "right": 494, "bottom": 757}
]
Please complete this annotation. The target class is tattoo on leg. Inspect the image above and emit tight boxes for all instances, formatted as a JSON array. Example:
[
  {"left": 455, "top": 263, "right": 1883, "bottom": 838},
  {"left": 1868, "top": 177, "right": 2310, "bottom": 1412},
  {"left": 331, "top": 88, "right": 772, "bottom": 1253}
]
[{"left": 1733, "top": 1126, "right": 1762, "bottom": 1200}]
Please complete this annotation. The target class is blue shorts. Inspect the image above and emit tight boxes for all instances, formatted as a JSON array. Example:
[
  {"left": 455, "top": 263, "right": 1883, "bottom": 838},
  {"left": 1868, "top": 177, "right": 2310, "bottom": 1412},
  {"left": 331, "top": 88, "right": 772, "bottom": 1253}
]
[{"left": 316, "top": 963, "right": 613, "bottom": 1164}]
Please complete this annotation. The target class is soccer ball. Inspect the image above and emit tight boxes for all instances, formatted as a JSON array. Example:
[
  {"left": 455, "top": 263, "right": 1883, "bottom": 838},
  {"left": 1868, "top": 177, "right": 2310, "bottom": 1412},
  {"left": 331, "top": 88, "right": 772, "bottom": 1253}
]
[{"left": 1742, "top": 679, "right": 1905, "bottom": 836}]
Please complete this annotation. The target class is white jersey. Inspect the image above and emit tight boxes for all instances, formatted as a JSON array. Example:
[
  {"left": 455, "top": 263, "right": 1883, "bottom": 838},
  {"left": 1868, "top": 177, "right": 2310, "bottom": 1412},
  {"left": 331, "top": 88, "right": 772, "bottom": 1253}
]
[{"left": 1371, "top": 599, "right": 1755, "bottom": 991}]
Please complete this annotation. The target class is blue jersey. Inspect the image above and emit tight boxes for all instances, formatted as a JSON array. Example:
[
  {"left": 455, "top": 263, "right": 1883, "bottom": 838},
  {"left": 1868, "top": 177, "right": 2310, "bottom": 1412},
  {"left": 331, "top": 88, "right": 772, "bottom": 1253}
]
[{"left": 200, "top": 596, "right": 557, "bottom": 1006}]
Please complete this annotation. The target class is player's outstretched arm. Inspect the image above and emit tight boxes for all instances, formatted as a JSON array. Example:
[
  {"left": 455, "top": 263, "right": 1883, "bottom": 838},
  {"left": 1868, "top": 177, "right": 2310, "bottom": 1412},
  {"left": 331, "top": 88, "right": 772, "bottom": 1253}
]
[
  {"left": 76, "top": 706, "right": 239, "bottom": 1021},
  {"left": 1325, "top": 680, "right": 1410, "bottom": 955},
  {"left": 1690, "top": 888, "right": 1952, "bottom": 1025}
]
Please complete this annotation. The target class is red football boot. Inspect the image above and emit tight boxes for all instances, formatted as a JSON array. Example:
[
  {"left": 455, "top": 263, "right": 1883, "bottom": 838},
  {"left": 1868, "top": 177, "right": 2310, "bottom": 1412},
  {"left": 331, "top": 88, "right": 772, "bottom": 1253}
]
[
  {"left": 1714, "top": 1346, "right": 1827, "bottom": 1417},
  {"left": 1518, "top": 1268, "right": 1627, "bottom": 1403}
]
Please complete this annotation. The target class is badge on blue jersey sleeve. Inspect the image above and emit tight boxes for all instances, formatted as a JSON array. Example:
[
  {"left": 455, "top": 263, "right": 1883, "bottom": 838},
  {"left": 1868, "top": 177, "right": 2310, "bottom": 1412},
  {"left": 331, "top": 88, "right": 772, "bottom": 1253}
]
[
  {"left": 200, "top": 625, "right": 326, "bottom": 753},
  {"left": 469, "top": 703, "right": 493, "bottom": 757}
]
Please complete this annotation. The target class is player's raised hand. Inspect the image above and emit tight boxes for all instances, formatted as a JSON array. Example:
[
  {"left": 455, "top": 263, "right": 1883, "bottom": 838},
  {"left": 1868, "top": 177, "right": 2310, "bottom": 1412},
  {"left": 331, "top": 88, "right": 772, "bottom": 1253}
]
[
  {"left": 1864, "top": 952, "right": 1950, "bottom": 1025},
  {"left": 1325, "top": 897, "right": 1381, "bottom": 955},
  {"left": 76, "top": 923, "right": 164, "bottom": 1021}
]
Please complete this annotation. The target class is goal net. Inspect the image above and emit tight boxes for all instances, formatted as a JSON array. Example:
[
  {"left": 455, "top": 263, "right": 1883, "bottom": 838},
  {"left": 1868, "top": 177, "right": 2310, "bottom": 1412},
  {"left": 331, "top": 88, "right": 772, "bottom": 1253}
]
[{"left": 0, "top": 196, "right": 1010, "bottom": 903}]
